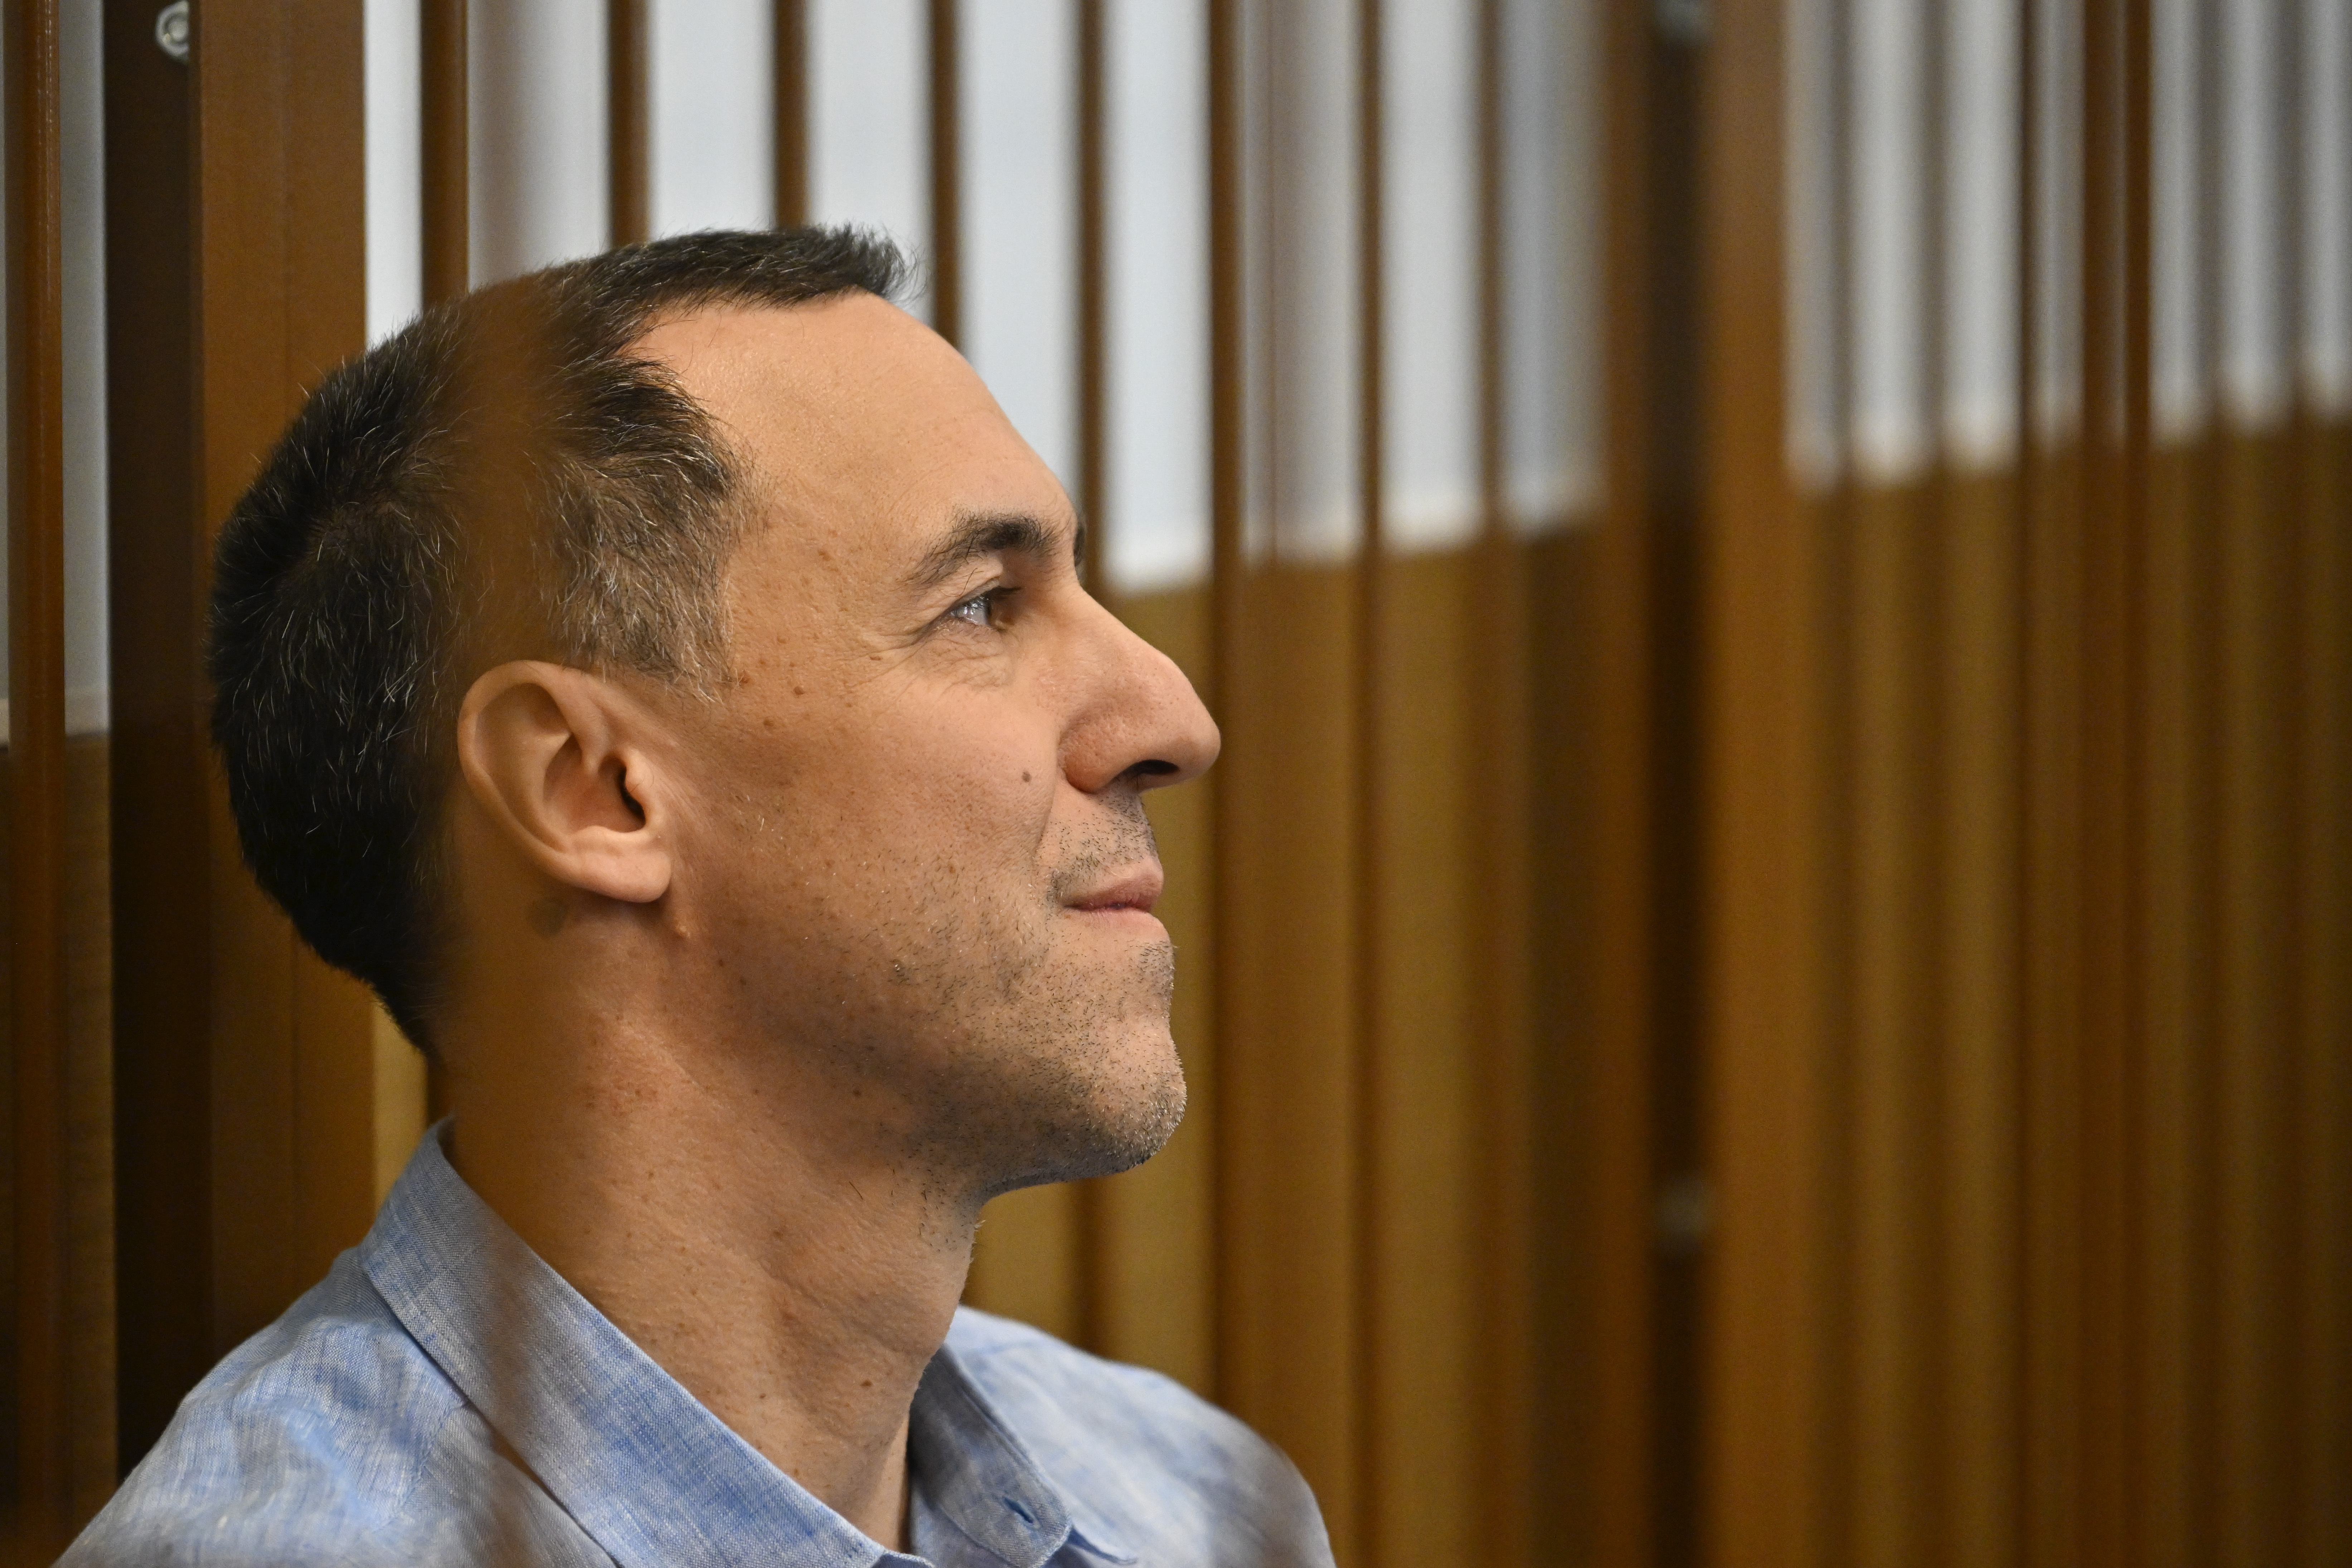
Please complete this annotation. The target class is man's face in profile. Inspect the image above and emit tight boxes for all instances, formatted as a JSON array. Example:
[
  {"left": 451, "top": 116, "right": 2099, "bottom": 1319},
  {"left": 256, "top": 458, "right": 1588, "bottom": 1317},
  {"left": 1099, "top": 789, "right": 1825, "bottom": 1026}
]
[{"left": 632, "top": 294, "right": 1218, "bottom": 1205}]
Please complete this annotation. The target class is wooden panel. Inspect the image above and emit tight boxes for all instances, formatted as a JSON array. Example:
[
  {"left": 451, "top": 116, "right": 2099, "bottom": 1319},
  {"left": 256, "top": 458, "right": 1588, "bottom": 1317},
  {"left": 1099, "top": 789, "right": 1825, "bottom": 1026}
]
[
  {"left": 2291, "top": 417, "right": 2350, "bottom": 1567},
  {"left": 102, "top": 0, "right": 211, "bottom": 1472},
  {"left": 608, "top": 0, "right": 648, "bottom": 245},
  {"left": 926, "top": 0, "right": 959, "bottom": 344},
  {"left": 1584, "top": 0, "right": 1670, "bottom": 1557},
  {"left": 772, "top": 0, "right": 807, "bottom": 227},
  {"left": 0, "top": 738, "right": 117, "bottom": 1534},
  {"left": 1363, "top": 547, "right": 1481, "bottom": 1566},
  {"left": 421, "top": 0, "right": 468, "bottom": 303},
  {"left": 1697, "top": 0, "right": 1838, "bottom": 1565},
  {"left": 2211, "top": 424, "right": 2295, "bottom": 1567},
  {"left": 2136, "top": 434, "right": 2218, "bottom": 1568},
  {"left": 2018, "top": 435, "right": 2086, "bottom": 1568},
  {"left": 1216, "top": 562, "right": 1363, "bottom": 1559},
  {"left": 1936, "top": 466, "right": 2024, "bottom": 1568},
  {"left": 6, "top": 0, "right": 74, "bottom": 1544},
  {"left": 1520, "top": 523, "right": 1604, "bottom": 1568},
  {"left": 2289, "top": 417, "right": 2347, "bottom": 1563},
  {"left": 1845, "top": 477, "right": 1941, "bottom": 1568},
  {"left": 190, "top": 0, "right": 377, "bottom": 1351}
]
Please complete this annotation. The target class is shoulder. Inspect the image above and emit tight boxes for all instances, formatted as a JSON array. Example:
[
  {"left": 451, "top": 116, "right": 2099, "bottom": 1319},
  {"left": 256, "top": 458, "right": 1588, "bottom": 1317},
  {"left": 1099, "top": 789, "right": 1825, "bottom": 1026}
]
[
  {"left": 944, "top": 1308, "right": 1335, "bottom": 1568},
  {"left": 63, "top": 1253, "right": 472, "bottom": 1568}
]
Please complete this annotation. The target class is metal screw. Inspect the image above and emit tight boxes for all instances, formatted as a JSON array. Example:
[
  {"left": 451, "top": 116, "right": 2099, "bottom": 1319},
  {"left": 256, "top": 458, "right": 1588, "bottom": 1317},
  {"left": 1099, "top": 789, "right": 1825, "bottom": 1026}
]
[
  {"left": 1654, "top": 0, "right": 1710, "bottom": 46},
  {"left": 1655, "top": 1173, "right": 1714, "bottom": 1257},
  {"left": 155, "top": 1, "right": 191, "bottom": 64}
]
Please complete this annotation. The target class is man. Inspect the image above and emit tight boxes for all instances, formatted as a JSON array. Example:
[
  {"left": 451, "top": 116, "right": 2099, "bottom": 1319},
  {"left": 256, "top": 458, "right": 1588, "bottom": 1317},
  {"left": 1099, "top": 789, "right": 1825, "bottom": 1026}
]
[{"left": 68, "top": 229, "right": 1332, "bottom": 1567}]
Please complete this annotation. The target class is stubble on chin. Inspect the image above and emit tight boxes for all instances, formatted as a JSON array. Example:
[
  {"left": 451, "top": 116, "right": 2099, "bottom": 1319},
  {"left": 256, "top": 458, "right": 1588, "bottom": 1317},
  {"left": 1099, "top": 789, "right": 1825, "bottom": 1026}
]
[{"left": 908, "top": 804, "right": 1188, "bottom": 1203}]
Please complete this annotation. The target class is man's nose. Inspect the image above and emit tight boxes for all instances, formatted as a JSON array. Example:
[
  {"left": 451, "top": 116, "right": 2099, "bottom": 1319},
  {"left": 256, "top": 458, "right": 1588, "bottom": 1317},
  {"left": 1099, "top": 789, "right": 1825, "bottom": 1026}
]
[{"left": 1062, "top": 605, "right": 1222, "bottom": 795}]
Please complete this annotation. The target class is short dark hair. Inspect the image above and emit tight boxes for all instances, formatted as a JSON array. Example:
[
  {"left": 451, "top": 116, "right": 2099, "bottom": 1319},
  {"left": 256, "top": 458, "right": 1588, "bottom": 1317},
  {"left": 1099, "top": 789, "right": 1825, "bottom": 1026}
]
[{"left": 207, "top": 226, "right": 907, "bottom": 1053}]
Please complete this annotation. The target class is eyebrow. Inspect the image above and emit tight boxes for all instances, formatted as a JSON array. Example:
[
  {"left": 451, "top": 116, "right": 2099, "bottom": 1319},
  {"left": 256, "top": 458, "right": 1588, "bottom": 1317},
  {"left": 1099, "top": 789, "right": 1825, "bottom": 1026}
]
[{"left": 905, "top": 510, "right": 1081, "bottom": 593}]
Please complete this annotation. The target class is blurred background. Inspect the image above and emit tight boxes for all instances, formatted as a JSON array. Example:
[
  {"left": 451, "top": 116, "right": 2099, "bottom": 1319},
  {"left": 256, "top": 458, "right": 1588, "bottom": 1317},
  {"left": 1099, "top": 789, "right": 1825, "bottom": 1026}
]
[{"left": 2, "top": 0, "right": 2347, "bottom": 1563}]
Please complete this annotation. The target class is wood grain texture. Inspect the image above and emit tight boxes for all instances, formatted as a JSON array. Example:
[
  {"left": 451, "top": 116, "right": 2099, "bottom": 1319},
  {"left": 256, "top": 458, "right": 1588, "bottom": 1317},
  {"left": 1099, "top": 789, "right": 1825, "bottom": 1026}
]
[
  {"left": 1216, "top": 562, "right": 1364, "bottom": 1560},
  {"left": 1698, "top": 1, "right": 1836, "bottom": 1565},
  {"left": 771, "top": 0, "right": 807, "bottom": 227},
  {"left": 1936, "top": 467, "right": 2024, "bottom": 1568},
  {"left": 925, "top": 0, "right": 960, "bottom": 344},
  {"left": 191, "top": 0, "right": 377, "bottom": 1356},
  {"left": 420, "top": 0, "right": 468, "bottom": 302},
  {"left": 101, "top": 0, "right": 214, "bottom": 1474},
  {"left": 6, "top": 0, "right": 74, "bottom": 1543},
  {"left": 607, "top": 0, "right": 648, "bottom": 246}
]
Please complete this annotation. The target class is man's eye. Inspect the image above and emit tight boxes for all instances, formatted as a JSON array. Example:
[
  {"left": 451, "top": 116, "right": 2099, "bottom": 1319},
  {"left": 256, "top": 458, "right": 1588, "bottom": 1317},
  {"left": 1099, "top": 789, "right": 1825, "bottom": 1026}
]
[{"left": 947, "top": 589, "right": 999, "bottom": 628}]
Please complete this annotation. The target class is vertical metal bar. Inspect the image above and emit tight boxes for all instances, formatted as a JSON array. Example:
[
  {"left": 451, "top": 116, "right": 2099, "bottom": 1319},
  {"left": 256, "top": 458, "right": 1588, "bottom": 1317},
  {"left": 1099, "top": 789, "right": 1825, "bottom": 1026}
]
[
  {"left": 2185, "top": 1, "right": 2224, "bottom": 1550},
  {"left": 2009, "top": 0, "right": 2041, "bottom": 1561},
  {"left": 609, "top": 0, "right": 650, "bottom": 245},
  {"left": 2118, "top": 0, "right": 2154, "bottom": 1557},
  {"left": 103, "top": 0, "right": 208, "bottom": 1477},
  {"left": 421, "top": 0, "right": 469, "bottom": 302},
  {"left": 773, "top": 0, "right": 808, "bottom": 226},
  {"left": 1697, "top": 0, "right": 1824, "bottom": 1554},
  {"left": 927, "top": 0, "right": 961, "bottom": 345},
  {"left": 1474, "top": 0, "right": 1503, "bottom": 539},
  {"left": 1820, "top": 0, "right": 1859, "bottom": 1555},
  {"left": 1588, "top": 0, "right": 1660, "bottom": 1550},
  {"left": 2074, "top": 0, "right": 2151, "bottom": 1553},
  {"left": 1349, "top": 0, "right": 1385, "bottom": 1558},
  {"left": 1205, "top": 0, "right": 1243, "bottom": 1414},
  {"left": 1070, "top": 0, "right": 1108, "bottom": 1350},
  {"left": 5, "top": 0, "right": 71, "bottom": 1546},
  {"left": 1075, "top": 0, "right": 1106, "bottom": 595},
  {"left": 2277, "top": 0, "right": 2344, "bottom": 1552},
  {"left": 1467, "top": 0, "right": 1532, "bottom": 1555}
]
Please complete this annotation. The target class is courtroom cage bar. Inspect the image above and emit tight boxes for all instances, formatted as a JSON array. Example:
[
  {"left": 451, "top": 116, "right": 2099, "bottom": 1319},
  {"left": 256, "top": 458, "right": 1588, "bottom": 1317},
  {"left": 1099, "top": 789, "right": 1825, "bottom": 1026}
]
[{"left": 2, "top": 1, "right": 2348, "bottom": 1565}]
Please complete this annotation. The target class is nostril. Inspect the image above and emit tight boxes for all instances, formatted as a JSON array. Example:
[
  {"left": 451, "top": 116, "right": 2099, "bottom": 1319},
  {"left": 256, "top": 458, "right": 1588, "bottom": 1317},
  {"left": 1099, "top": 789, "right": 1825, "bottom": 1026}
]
[{"left": 1127, "top": 758, "right": 1179, "bottom": 779}]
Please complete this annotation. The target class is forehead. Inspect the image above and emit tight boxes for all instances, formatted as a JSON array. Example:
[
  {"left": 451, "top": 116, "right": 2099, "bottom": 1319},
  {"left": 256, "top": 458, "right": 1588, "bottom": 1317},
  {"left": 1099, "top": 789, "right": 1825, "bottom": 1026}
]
[{"left": 631, "top": 294, "right": 1070, "bottom": 566}]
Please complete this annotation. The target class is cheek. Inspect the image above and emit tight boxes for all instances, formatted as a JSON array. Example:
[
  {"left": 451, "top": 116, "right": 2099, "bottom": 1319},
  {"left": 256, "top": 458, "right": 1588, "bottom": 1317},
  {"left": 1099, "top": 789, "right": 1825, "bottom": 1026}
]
[{"left": 705, "top": 691, "right": 1063, "bottom": 899}]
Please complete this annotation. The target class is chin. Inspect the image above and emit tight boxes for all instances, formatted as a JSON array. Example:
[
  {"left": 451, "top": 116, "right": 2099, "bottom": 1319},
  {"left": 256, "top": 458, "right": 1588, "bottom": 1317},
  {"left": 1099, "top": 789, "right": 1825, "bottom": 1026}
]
[{"left": 976, "top": 1020, "right": 1188, "bottom": 1199}]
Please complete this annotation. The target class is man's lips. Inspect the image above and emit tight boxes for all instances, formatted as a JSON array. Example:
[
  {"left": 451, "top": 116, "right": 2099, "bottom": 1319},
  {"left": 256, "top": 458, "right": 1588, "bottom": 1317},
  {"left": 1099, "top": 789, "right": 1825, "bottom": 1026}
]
[{"left": 1063, "top": 866, "right": 1165, "bottom": 916}]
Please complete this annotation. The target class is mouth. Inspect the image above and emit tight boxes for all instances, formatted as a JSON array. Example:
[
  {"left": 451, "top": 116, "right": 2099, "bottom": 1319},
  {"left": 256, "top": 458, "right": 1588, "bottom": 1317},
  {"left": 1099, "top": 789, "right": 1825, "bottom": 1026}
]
[{"left": 1062, "top": 865, "right": 1165, "bottom": 918}]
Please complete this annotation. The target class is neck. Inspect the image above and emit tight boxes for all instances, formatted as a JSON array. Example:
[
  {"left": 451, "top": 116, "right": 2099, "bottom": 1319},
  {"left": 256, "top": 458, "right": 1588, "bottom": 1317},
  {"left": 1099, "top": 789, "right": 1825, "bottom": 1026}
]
[{"left": 439, "top": 969, "right": 977, "bottom": 1551}]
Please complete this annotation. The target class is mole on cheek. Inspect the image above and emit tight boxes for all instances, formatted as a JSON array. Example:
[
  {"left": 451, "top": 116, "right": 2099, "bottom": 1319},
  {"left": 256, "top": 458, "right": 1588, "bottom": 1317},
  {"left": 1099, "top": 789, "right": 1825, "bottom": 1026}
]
[{"left": 1022, "top": 771, "right": 1032, "bottom": 783}]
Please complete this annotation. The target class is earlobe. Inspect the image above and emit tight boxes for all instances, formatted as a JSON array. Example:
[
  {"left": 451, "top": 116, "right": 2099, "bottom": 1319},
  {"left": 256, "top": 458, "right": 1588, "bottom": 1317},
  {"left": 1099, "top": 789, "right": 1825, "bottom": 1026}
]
[{"left": 455, "top": 662, "right": 674, "bottom": 906}]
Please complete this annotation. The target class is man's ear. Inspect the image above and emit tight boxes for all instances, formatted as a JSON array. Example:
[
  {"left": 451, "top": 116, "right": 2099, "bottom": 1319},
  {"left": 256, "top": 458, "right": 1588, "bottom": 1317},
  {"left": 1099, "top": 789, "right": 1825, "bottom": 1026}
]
[{"left": 455, "top": 661, "right": 674, "bottom": 904}]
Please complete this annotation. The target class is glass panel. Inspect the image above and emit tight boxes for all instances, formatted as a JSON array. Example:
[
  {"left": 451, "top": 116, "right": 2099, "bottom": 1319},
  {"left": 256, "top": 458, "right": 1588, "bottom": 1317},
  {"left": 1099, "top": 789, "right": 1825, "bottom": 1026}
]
[
  {"left": 1381, "top": 0, "right": 1478, "bottom": 552},
  {"left": 808, "top": 0, "right": 931, "bottom": 318},
  {"left": 1503, "top": 0, "right": 1600, "bottom": 529},
  {"left": 960, "top": 0, "right": 1078, "bottom": 490},
  {"left": 1944, "top": 0, "right": 2019, "bottom": 469},
  {"left": 2152, "top": 0, "right": 2208, "bottom": 438},
  {"left": 2300, "top": 0, "right": 2349, "bottom": 413},
  {"left": 1851, "top": 0, "right": 1929, "bottom": 481},
  {"left": 365, "top": 0, "right": 424, "bottom": 343},
  {"left": 471, "top": 0, "right": 612, "bottom": 285},
  {"left": 650, "top": 0, "right": 776, "bottom": 236},
  {"left": 1785, "top": 0, "right": 1848, "bottom": 487},
  {"left": 1264, "top": 0, "right": 1360, "bottom": 564},
  {"left": 2220, "top": 0, "right": 2286, "bottom": 427},
  {"left": 1105, "top": 0, "right": 1212, "bottom": 595}
]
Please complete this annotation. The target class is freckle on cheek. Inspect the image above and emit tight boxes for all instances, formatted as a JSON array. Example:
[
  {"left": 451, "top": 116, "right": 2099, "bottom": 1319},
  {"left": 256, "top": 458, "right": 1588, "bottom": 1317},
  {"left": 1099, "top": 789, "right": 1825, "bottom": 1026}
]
[{"left": 1022, "top": 771, "right": 1032, "bottom": 783}]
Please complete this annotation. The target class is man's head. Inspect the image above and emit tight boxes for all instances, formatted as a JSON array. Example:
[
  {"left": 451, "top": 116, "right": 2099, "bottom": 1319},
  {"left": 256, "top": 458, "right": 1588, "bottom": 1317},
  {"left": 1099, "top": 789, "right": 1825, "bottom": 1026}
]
[{"left": 209, "top": 227, "right": 1218, "bottom": 1200}]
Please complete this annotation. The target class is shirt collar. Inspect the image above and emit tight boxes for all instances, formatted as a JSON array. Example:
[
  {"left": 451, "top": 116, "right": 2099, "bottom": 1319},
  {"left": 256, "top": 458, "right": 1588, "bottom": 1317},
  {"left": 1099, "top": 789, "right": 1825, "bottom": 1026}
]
[
  {"left": 362, "top": 1122, "right": 1113, "bottom": 1568},
  {"left": 909, "top": 1349, "right": 1134, "bottom": 1566}
]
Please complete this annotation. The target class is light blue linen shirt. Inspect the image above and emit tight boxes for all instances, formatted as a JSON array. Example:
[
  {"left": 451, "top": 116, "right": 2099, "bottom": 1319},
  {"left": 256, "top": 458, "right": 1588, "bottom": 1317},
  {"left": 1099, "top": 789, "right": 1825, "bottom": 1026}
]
[{"left": 66, "top": 1125, "right": 1333, "bottom": 1567}]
